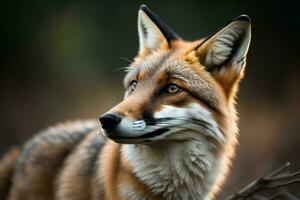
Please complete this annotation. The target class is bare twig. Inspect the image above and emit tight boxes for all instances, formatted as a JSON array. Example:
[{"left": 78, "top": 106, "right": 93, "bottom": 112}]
[
  {"left": 268, "top": 162, "right": 290, "bottom": 177},
  {"left": 269, "top": 190, "right": 300, "bottom": 200},
  {"left": 225, "top": 163, "right": 300, "bottom": 200}
]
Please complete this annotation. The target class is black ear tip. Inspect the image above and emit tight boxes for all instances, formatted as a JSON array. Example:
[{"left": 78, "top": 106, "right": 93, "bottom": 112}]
[
  {"left": 233, "top": 14, "right": 251, "bottom": 23},
  {"left": 140, "top": 4, "right": 148, "bottom": 11}
]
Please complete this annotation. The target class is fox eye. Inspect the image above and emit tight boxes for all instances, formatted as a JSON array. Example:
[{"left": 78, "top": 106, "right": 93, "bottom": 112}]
[
  {"left": 130, "top": 80, "right": 138, "bottom": 92},
  {"left": 166, "top": 84, "right": 181, "bottom": 94}
]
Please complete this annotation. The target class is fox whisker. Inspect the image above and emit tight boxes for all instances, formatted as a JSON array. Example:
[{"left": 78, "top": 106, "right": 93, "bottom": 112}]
[{"left": 143, "top": 117, "right": 211, "bottom": 128}]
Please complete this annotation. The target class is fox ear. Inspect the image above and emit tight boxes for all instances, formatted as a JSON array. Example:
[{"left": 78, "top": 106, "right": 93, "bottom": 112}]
[
  {"left": 138, "top": 5, "right": 179, "bottom": 56},
  {"left": 195, "top": 15, "right": 251, "bottom": 96}
]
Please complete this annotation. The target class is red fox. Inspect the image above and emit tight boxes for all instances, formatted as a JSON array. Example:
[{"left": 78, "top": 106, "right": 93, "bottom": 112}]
[{"left": 0, "top": 5, "right": 251, "bottom": 200}]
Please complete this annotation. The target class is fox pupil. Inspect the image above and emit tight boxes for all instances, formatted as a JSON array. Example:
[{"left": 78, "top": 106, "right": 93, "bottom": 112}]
[{"left": 130, "top": 80, "right": 138, "bottom": 92}]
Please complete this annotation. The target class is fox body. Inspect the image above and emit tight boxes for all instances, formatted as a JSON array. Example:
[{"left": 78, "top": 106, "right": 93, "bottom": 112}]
[{"left": 0, "top": 5, "right": 251, "bottom": 200}]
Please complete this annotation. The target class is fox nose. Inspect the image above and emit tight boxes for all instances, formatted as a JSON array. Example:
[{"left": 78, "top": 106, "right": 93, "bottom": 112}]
[{"left": 99, "top": 113, "right": 122, "bottom": 130}]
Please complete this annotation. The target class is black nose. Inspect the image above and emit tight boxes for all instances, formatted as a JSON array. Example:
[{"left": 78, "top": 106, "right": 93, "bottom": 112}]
[{"left": 99, "top": 113, "right": 122, "bottom": 130}]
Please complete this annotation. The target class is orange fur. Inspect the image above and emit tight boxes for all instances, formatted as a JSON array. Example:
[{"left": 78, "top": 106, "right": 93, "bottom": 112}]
[
  {"left": 0, "top": 148, "right": 20, "bottom": 199},
  {"left": 0, "top": 5, "right": 250, "bottom": 200},
  {"left": 55, "top": 130, "right": 105, "bottom": 200},
  {"left": 100, "top": 141, "right": 121, "bottom": 200}
]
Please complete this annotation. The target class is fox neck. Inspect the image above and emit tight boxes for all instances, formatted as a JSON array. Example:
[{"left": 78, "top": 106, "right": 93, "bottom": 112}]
[{"left": 121, "top": 134, "right": 227, "bottom": 200}]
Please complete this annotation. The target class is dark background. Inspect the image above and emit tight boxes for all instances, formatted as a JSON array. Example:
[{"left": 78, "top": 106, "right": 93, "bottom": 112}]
[{"left": 1, "top": 0, "right": 299, "bottom": 198}]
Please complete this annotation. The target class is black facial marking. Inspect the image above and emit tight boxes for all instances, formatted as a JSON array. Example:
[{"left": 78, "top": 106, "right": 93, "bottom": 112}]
[
  {"left": 110, "top": 128, "right": 169, "bottom": 140},
  {"left": 142, "top": 109, "right": 155, "bottom": 125},
  {"left": 189, "top": 92, "right": 221, "bottom": 115},
  {"left": 139, "top": 128, "right": 169, "bottom": 138}
]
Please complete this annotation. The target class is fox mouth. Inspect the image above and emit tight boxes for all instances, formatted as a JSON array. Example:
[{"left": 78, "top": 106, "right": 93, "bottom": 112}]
[
  {"left": 108, "top": 128, "right": 169, "bottom": 140},
  {"left": 101, "top": 111, "right": 224, "bottom": 144}
]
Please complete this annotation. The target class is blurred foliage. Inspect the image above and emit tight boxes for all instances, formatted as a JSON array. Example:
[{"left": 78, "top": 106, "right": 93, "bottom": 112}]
[{"left": 0, "top": 0, "right": 299, "bottom": 197}]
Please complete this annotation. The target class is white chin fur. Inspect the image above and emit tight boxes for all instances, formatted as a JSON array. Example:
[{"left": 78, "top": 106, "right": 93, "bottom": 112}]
[{"left": 119, "top": 104, "right": 226, "bottom": 199}]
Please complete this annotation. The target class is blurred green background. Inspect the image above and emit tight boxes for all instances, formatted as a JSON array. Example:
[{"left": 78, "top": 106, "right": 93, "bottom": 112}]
[{"left": 1, "top": 0, "right": 299, "bottom": 197}]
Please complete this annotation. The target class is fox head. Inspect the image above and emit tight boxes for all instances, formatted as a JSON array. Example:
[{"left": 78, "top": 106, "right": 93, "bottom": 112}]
[{"left": 100, "top": 5, "right": 251, "bottom": 145}]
